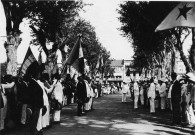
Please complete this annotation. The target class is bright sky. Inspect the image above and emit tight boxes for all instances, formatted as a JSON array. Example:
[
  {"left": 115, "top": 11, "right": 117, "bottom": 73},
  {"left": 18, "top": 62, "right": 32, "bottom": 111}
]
[{"left": 79, "top": 0, "right": 134, "bottom": 60}]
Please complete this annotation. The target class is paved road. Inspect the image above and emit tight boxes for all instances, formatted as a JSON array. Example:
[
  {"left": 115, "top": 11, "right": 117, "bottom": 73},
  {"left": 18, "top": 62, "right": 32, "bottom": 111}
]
[{"left": 6, "top": 93, "right": 195, "bottom": 135}]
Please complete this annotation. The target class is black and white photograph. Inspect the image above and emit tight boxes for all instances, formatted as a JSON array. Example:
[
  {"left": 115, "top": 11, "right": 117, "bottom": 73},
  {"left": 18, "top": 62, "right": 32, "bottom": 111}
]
[{"left": 0, "top": 0, "right": 195, "bottom": 135}]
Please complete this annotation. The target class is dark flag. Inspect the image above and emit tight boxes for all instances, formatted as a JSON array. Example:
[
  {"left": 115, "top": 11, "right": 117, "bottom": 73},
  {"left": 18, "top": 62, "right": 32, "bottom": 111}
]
[
  {"left": 19, "top": 47, "right": 38, "bottom": 76},
  {"left": 65, "top": 36, "right": 84, "bottom": 74}
]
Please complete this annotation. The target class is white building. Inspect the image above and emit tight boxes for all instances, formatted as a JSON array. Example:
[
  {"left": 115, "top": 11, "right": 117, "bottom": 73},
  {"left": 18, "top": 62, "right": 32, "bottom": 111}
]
[{"left": 107, "top": 60, "right": 141, "bottom": 83}]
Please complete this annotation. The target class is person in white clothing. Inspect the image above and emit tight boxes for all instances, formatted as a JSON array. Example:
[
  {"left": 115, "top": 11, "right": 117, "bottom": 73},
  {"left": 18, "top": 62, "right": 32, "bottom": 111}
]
[
  {"left": 159, "top": 79, "right": 167, "bottom": 110},
  {"left": 52, "top": 74, "right": 63, "bottom": 123},
  {"left": 133, "top": 80, "right": 139, "bottom": 109},
  {"left": 148, "top": 78, "right": 156, "bottom": 113},
  {"left": 167, "top": 82, "right": 173, "bottom": 111},
  {"left": 0, "top": 76, "right": 15, "bottom": 133},
  {"left": 121, "top": 81, "right": 129, "bottom": 102}
]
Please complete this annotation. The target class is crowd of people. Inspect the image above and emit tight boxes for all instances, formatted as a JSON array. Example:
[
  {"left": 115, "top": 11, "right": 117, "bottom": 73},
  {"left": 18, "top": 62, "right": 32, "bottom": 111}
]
[
  {"left": 2, "top": 66, "right": 195, "bottom": 135},
  {"left": 0, "top": 64, "right": 102, "bottom": 135},
  {"left": 120, "top": 72, "right": 195, "bottom": 128}
]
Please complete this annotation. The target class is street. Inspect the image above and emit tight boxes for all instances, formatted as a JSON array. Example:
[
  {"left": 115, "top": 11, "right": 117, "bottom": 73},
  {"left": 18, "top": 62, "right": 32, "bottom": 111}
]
[{"left": 6, "top": 93, "right": 195, "bottom": 135}]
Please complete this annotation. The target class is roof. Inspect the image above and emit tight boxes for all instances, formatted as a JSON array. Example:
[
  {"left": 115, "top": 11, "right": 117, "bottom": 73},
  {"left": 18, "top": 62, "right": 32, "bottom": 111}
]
[{"left": 110, "top": 60, "right": 124, "bottom": 67}]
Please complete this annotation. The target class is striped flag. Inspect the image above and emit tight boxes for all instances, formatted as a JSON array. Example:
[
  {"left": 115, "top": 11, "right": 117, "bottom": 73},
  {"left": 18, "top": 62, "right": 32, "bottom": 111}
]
[
  {"left": 155, "top": 2, "right": 195, "bottom": 32},
  {"left": 19, "top": 47, "right": 37, "bottom": 76},
  {"left": 65, "top": 36, "right": 84, "bottom": 74}
]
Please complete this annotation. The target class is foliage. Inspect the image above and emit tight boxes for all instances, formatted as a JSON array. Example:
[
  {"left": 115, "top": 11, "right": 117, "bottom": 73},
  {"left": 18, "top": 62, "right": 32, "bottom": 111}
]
[{"left": 118, "top": 1, "right": 179, "bottom": 73}]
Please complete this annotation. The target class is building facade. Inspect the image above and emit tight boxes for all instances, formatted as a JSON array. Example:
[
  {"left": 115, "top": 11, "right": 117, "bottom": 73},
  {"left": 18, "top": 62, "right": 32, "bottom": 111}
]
[{"left": 107, "top": 60, "right": 141, "bottom": 83}]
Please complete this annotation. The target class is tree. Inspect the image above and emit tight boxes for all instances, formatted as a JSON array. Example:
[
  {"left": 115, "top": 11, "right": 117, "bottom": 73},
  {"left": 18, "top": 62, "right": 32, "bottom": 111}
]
[
  {"left": 2, "top": 1, "right": 29, "bottom": 76},
  {"left": 26, "top": 0, "right": 84, "bottom": 77},
  {"left": 118, "top": 1, "right": 187, "bottom": 78}
]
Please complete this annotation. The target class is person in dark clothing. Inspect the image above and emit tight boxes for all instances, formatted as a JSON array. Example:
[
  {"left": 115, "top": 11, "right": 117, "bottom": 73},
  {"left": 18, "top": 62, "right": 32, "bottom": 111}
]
[
  {"left": 26, "top": 63, "right": 44, "bottom": 135},
  {"left": 76, "top": 76, "right": 87, "bottom": 116},
  {"left": 171, "top": 72, "right": 183, "bottom": 125},
  {"left": 63, "top": 74, "right": 74, "bottom": 105}
]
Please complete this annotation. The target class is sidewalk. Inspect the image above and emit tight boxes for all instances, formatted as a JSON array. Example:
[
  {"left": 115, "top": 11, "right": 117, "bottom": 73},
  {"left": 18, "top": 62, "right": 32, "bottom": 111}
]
[{"left": 5, "top": 94, "right": 195, "bottom": 135}]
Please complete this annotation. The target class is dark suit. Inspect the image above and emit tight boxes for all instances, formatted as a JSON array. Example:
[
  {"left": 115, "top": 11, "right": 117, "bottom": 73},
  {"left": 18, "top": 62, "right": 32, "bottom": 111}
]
[
  {"left": 171, "top": 80, "right": 181, "bottom": 124},
  {"left": 28, "top": 78, "right": 43, "bottom": 134},
  {"left": 76, "top": 80, "right": 87, "bottom": 115}
]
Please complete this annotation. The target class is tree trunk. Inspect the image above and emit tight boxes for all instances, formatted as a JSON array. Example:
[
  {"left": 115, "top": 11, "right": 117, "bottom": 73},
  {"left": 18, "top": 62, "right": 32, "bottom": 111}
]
[
  {"left": 173, "top": 29, "right": 193, "bottom": 73},
  {"left": 4, "top": 32, "right": 22, "bottom": 76},
  {"left": 190, "top": 28, "right": 195, "bottom": 71}
]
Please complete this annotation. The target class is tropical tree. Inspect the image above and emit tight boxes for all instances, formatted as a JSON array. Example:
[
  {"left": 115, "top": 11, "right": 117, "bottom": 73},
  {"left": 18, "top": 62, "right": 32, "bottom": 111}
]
[
  {"left": 118, "top": 1, "right": 193, "bottom": 78},
  {"left": 26, "top": 0, "right": 84, "bottom": 77}
]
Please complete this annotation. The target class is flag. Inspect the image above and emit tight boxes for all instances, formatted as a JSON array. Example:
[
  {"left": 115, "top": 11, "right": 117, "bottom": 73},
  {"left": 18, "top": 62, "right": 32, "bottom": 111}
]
[
  {"left": 38, "top": 50, "right": 42, "bottom": 65},
  {"left": 52, "top": 55, "right": 58, "bottom": 75},
  {"left": 65, "top": 36, "right": 84, "bottom": 74},
  {"left": 96, "top": 54, "right": 104, "bottom": 71},
  {"left": 19, "top": 47, "right": 38, "bottom": 76},
  {"left": 155, "top": 2, "right": 195, "bottom": 32}
]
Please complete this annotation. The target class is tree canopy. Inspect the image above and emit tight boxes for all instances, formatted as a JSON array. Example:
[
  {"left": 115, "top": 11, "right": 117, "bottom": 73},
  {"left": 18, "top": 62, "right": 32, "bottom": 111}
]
[{"left": 118, "top": 1, "right": 192, "bottom": 77}]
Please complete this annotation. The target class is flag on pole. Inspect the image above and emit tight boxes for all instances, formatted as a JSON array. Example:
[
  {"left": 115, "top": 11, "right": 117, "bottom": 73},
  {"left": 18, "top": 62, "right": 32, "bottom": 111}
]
[
  {"left": 38, "top": 50, "right": 42, "bottom": 65},
  {"left": 65, "top": 36, "right": 84, "bottom": 74},
  {"left": 155, "top": 2, "right": 195, "bottom": 32},
  {"left": 96, "top": 54, "right": 104, "bottom": 71},
  {"left": 19, "top": 47, "right": 38, "bottom": 76}
]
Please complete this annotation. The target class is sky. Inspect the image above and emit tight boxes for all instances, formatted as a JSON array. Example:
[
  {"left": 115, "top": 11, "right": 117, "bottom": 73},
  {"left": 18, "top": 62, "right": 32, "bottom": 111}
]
[{"left": 79, "top": 0, "right": 134, "bottom": 60}]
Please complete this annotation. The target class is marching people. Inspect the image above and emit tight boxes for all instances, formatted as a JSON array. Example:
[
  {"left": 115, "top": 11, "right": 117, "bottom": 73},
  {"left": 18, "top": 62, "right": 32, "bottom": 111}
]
[
  {"left": 133, "top": 80, "right": 139, "bottom": 109},
  {"left": 148, "top": 77, "right": 156, "bottom": 113}
]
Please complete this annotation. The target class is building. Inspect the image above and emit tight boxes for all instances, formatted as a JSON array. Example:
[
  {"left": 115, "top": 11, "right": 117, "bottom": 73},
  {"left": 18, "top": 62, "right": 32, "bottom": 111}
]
[{"left": 107, "top": 60, "right": 141, "bottom": 84}]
